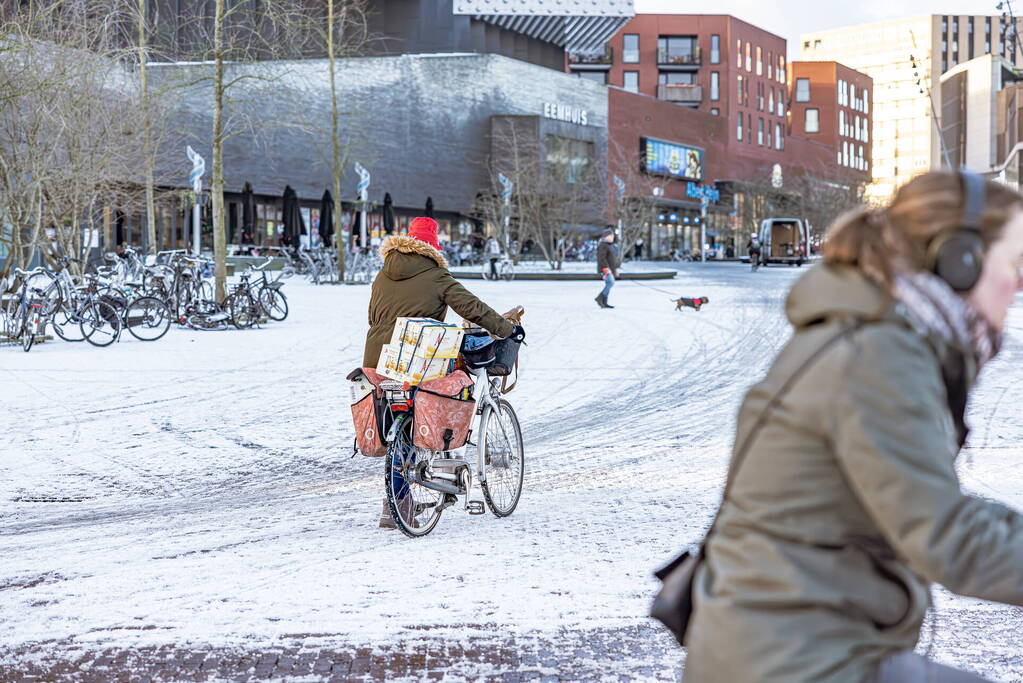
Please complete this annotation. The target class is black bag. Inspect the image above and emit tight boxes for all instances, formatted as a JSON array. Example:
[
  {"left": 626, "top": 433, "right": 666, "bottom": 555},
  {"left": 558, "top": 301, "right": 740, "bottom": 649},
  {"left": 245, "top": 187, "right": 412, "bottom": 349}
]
[
  {"left": 488, "top": 337, "right": 522, "bottom": 377},
  {"left": 460, "top": 331, "right": 496, "bottom": 369},
  {"left": 650, "top": 320, "right": 872, "bottom": 646}
]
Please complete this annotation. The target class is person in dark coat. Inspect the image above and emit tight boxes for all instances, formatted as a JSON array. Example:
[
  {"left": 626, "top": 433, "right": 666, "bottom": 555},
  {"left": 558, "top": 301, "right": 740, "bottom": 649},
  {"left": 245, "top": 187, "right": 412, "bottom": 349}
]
[
  {"left": 595, "top": 228, "right": 618, "bottom": 309},
  {"left": 363, "top": 217, "right": 517, "bottom": 368}
]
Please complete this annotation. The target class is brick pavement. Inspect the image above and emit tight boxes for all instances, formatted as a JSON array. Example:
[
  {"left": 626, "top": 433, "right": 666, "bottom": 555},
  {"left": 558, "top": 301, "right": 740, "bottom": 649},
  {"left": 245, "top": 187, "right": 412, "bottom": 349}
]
[{"left": 0, "top": 624, "right": 684, "bottom": 681}]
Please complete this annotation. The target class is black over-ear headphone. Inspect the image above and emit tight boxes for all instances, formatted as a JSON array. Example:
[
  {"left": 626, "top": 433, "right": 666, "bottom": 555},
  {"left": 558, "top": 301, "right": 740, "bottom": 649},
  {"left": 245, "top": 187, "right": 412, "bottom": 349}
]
[{"left": 926, "top": 170, "right": 987, "bottom": 292}]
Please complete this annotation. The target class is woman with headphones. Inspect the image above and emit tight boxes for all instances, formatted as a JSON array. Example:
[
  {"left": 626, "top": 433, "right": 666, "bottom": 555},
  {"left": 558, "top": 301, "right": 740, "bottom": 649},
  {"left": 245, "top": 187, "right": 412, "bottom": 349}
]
[{"left": 679, "top": 171, "right": 1023, "bottom": 682}]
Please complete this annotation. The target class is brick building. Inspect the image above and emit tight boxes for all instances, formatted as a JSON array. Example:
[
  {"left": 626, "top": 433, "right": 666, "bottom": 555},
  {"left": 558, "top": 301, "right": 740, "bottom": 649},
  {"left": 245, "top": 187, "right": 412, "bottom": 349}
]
[
  {"left": 788, "top": 61, "right": 873, "bottom": 183},
  {"left": 571, "top": 14, "right": 791, "bottom": 170}
]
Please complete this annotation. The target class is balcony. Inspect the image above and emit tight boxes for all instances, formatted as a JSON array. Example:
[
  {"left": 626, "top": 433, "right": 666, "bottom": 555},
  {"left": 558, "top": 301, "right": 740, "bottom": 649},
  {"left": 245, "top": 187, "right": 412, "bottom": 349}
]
[
  {"left": 657, "top": 46, "right": 701, "bottom": 69},
  {"left": 657, "top": 84, "right": 703, "bottom": 105},
  {"left": 568, "top": 46, "right": 613, "bottom": 70}
]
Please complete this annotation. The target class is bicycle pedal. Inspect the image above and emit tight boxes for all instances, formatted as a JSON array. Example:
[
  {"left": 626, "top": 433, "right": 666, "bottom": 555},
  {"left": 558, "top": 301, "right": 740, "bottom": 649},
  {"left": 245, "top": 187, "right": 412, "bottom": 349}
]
[{"left": 466, "top": 500, "right": 486, "bottom": 515}]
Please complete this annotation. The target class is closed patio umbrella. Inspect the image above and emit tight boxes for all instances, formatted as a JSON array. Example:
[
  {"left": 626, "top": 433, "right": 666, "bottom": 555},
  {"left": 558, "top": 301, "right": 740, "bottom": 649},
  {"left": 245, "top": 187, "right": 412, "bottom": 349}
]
[
  {"left": 282, "top": 185, "right": 305, "bottom": 247},
  {"left": 319, "top": 190, "right": 334, "bottom": 247},
  {"left": 425, "top": 196, "right": 434, "bottom": 219},
  {"left": 241, "top": 182, "right": 255, "bottom": 244},
  {"left": 382, "top": 192, "right": 395, "bottom": 234}
]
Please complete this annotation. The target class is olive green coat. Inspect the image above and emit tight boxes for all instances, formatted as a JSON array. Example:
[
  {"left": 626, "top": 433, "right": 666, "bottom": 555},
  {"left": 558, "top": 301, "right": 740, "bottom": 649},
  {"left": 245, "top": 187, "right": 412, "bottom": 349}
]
[
  {"left": 362, "top": 235, "right": 515, "bottom": 368},
  {"left": 683, "top": 264, "right": 1023, "bottom": 682}
]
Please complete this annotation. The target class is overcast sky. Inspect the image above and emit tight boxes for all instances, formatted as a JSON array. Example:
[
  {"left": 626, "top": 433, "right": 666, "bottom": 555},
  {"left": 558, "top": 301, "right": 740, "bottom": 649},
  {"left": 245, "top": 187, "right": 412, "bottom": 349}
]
[{"left": 634, "top": 0, "right": 998, "bottom": 58}]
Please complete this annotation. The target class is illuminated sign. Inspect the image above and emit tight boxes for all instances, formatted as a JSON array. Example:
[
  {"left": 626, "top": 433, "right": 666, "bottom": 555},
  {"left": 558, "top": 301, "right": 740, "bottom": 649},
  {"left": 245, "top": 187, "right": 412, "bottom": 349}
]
[{"left": 641, "top": 137, "right": 703, "bottom": 181}]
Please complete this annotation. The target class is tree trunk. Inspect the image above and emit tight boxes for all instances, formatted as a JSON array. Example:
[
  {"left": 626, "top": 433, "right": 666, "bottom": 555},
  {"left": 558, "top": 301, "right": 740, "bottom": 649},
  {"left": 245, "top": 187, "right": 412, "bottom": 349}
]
[
  {"left": 327, "top": 0, "right": 346, "bottom": 281},
  {"left": 211, "top": 0, "right": 227, "bottom": 301},
  {"left": 139, "top": 0, "right": 157, "bottom": 256}
]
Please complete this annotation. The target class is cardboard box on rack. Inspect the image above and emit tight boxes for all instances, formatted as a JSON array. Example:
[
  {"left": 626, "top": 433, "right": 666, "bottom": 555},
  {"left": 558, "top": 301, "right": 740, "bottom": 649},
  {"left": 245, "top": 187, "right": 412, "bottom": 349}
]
[
  {"left": 389, "top": 318, "right": 463, "bottom": 360},
  {"left": 376, "top": 343, "right": 455, "bottom": 385}
]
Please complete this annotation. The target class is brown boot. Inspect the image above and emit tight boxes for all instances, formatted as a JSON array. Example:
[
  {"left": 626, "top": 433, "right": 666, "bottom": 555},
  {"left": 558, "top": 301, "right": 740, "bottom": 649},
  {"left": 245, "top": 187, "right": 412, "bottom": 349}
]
[{"left": 378, "top": 498, "right": 397, "bottom": 529}]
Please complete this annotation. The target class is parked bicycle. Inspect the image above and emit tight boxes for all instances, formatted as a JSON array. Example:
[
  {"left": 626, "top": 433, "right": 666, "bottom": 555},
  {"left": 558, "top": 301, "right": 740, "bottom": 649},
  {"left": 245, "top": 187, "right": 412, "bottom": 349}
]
[{"left": 481, "top": 255, "right": 515, "bottom": 282}]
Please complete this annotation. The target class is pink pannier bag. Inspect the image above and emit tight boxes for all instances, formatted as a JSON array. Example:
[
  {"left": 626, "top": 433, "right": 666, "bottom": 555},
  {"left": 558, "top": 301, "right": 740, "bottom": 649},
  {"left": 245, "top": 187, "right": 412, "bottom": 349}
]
[
  {"left": 347, "top": 368, "right": 389, "bottom": 457},
  {"left": 413, "top": 370, "right": 475, "bottom": 452}
]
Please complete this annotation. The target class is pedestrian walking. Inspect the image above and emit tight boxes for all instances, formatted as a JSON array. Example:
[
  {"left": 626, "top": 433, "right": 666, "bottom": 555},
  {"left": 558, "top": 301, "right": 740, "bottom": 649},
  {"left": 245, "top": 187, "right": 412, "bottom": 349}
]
[
  {"left": 595, "top": 228, "right": 618, "bottom": 309},
  {"left": 363, "top": 216, "right": 522, "bottom": 529},
  {"left": 486, "top": 236, "right": 502, "bottom": 279},
  {"left": 678, "top": 171, "right": 1023, "bottom": 682}
]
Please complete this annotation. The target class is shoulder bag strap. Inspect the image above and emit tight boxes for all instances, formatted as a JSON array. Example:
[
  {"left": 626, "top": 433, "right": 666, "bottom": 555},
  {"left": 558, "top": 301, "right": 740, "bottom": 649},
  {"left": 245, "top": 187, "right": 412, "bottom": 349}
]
[{"left": 702, "top": 318, "right": 872, "bottom": 549}]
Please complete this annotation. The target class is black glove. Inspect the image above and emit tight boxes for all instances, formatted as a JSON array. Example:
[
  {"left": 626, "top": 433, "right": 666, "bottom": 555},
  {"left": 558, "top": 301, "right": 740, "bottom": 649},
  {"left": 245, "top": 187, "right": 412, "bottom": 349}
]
[{"left": 509, "top": 325, "right": 525, "bottom": 343}]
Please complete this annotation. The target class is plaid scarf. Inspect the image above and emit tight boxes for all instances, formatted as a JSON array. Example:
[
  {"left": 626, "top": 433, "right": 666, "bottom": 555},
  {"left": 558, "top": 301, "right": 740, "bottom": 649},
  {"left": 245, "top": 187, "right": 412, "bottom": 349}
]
[{"left": 891, "top": 271, "right": 1002, "bottom": 371}]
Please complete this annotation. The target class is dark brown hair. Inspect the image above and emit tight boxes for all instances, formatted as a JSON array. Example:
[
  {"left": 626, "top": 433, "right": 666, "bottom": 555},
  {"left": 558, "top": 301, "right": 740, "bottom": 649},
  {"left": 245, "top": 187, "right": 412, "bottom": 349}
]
[{"left": 824, "top": 171, "right": 1023, "bottom": 289}]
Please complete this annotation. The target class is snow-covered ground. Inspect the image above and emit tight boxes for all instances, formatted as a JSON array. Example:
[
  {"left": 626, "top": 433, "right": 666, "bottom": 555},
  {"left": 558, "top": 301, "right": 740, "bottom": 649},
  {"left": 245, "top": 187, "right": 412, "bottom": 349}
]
[{"left": 1, "top": 263, "right": 1023, "bottom": 681}]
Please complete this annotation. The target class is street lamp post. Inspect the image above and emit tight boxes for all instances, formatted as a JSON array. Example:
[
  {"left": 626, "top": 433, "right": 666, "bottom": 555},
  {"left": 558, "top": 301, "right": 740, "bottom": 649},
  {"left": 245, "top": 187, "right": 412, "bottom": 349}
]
[
  {"left": 355, "top": 162, "right": 371, "bottom": 249},
  {"left": 186, "top": 146, "right": 205, "bottom": 256}
]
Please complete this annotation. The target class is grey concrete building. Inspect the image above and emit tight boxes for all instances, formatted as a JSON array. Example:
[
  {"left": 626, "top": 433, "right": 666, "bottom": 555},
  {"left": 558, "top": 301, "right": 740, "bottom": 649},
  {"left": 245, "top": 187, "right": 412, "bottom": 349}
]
[{"left": 159, "top": 52, "right": 610, "bottom": 248}]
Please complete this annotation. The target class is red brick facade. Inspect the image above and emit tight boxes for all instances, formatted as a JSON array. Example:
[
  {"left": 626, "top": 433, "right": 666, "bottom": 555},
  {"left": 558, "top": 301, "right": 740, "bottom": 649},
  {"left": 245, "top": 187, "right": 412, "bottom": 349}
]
[{"left": 788, "top": 61, "right": 873, "bottom": 183}]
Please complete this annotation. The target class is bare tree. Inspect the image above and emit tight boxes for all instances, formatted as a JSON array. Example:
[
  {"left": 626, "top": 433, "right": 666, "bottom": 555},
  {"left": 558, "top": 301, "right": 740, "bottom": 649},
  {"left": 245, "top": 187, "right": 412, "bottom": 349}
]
[{"left": 488, "top": 117, "right": 603, "bottom": 270}]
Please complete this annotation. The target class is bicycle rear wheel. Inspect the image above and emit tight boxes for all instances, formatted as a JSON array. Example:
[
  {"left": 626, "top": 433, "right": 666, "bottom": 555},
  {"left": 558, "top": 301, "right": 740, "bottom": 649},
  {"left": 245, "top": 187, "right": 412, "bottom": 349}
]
[
  {"left": 479, "top": 399, "right": 524, "bottom": 517},
  {"left": 226, "top": 293, "right": 257, "bottom": 329},
  {"left": 384, "top": 418, "right": 444, "bottom": 538},
  {"left": 126, "top": 296, "right": 172, "bottom": 341},
  {"left": 79, "top": 300, "right": 121, "bottom": 347},
  {"left": 51, "top": 307, "right": 85, "bottom": 342}
]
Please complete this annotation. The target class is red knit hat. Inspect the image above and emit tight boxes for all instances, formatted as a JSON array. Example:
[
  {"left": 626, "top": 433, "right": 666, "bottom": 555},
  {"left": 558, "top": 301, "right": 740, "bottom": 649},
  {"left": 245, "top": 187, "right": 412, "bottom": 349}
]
[{"left": 408, "top": 217, "right": 441, "bottom": 250}]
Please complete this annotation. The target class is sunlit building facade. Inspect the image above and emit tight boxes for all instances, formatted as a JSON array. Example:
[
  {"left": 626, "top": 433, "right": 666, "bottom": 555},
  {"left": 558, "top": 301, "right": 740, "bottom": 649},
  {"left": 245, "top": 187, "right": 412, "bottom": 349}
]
[{"left": 800, "top": 14, "right": 1021, "bottom": 201}]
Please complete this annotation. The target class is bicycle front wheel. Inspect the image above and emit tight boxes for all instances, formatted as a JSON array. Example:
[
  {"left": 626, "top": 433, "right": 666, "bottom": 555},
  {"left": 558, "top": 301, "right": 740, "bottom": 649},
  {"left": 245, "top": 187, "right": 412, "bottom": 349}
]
[
  {"left": 126, "top": 296, "right": 172, "bottom": 341},
  {"left": 384, "top": 419, "right": 444, "bottom": 538},
  {"left": 226, "top": 293, "right": 256, "bottom": 329},
  {"left": 80, "top": 300, "right": 121, "bottom": 347},
  {"left": 501, "top": 263, "right": 515, "bottom": 282},
  {"left": 258, "top": 288, "right": 289, "bottom": 321},
  {"left": 479, "top": 399, "right": 524, "bottom": 517},
  {"left": 51, "top": 307, "right": 85, "bottom": 342}
]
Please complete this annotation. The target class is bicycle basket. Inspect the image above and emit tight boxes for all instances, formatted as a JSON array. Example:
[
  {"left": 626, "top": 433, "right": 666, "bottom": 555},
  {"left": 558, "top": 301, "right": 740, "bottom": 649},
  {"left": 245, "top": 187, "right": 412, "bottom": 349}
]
[{"left": 460, "top": 331, "right": 496, "bottom": 369}]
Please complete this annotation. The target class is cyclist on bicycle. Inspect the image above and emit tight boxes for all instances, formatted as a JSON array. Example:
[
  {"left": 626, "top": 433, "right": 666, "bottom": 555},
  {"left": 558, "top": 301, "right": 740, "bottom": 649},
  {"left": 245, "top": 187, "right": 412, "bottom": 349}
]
[
  {"left": 364, "top": 216, "right": 524, "bottom": 528},
  {"left": 747, "top": 233, "right": 762, "bottom": 268}
]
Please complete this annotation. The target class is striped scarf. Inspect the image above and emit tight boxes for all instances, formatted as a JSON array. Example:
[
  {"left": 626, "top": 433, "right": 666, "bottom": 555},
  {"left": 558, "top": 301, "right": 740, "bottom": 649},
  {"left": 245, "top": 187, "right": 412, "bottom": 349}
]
[{"left": 891, "top": 271, "right": 1002, "bottom": 371}]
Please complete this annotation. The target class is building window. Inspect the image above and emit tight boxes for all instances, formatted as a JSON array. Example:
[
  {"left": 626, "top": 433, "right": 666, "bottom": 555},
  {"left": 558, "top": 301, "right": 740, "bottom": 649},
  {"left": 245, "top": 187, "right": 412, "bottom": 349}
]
[
  {"left": 756, "top": 46, "right": 763, "bottom": 75},
  {"left": 623, "top": 34, "right": 640, "bottom": 63},
  {"left": 577, "top": 71, "right": 607, "bottom": 85},
  {"left": 795, "top": 78, "right": 810, "bottom": 102},
  {"left": 546, "top": 135, "right": 594, "bottom": 184},
  {"left": 737, "top": 115, "right": 744, "bottom": 141},
  {"left": 737, "top": 39, "right": 742, "bottom": 68},
  {"left": 737, "top": 74, "right": 744, "bottom": 105},
  {"left": 710, "top": 34, "right": 720, "bottom": 64},
  {"left": 745, "top": 41, "right": 752, "bottom": 71},
  {"left": 710, "top": 107, "right": 720, "bottom": 116},
  {"left": 747, "top": 113, "right": 753, "bottom": 142},
  {"left": 840, "top": 110, "right": 846, "bottom": 137},
  {"left": 843, "top": 140, "right": 849, "bottom": 166},
  {"left": 768, "top": 87, "right": 774, "bottom": 113},
  {"left": 767, "top": 51, "right": 773, "bottom": 79},
  {"left": 660, "top": 71, "right": 695, "bottom": 85},
  {"left": 659, "top": 36, "right": 699, "bottom": 65},
  {"left": 779, "top": 55, "right": 786, "bottom": 83},
  {"left": 710, "top": 71, "right": 720, "bottom": 100},
  {"left": 805, "top": 108, "right": 820, "bottom": 133},
  {"left": 623, "top": 71, "right": 639, "bottom": 93},
  {"left": 757, "top": 117, "right": 764, "bottom": 146},
  {"left": 757, "top": 81, "right": 764, "bottom": 110},
  {"left": 775, "top": 122, "right": 783, "bottom": 150},
  {"left": 777, "top": 95, "right": 785, "bottom": 117}
]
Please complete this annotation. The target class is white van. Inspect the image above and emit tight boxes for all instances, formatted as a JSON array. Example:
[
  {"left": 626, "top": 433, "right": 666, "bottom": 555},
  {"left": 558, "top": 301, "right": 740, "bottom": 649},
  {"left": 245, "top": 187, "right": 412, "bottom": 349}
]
[{"left": 758, "top": 218, "right": 811, "bottom": 266}]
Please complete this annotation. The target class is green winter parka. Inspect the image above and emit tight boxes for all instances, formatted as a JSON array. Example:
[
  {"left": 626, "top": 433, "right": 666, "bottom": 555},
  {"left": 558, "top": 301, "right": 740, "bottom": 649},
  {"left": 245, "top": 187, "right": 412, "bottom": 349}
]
[
  {"left": 362, "top": 235, "right": 514, "bottom": 368},
  {"left": 683, "top": 264, "right": 1023, "bottom": 682}
]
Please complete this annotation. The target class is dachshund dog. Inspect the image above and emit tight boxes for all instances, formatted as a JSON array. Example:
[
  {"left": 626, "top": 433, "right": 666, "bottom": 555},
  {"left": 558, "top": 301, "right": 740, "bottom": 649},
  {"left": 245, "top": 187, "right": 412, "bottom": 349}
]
[{"left": 673, "top": 296, "right": 709, "bottom": 312}]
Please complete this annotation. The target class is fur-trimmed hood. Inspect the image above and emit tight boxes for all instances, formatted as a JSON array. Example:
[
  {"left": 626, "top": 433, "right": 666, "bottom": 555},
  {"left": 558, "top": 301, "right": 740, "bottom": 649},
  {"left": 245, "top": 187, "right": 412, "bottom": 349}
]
[{"left": 379, "top": 235, "right": 448, "bottom": 280}]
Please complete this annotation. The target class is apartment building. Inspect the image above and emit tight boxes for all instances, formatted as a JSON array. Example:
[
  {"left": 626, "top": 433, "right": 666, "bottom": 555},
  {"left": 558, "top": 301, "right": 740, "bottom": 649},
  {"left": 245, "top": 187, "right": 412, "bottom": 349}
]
[
  {"left": 800, "top": 14, "right": 1022, "bottom": 200},
  {"left": 788, "top": 62, "right": 873, "bottom": 182},
  {"left": 569, "top": 14, "right": 790, "bottom": 167}
]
